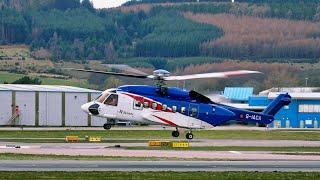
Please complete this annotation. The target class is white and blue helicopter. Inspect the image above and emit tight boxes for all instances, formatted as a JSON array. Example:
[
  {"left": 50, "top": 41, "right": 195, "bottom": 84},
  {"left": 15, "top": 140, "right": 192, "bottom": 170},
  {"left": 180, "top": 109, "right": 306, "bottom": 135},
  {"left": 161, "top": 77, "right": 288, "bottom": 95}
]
[{"left": 71, "top": 66, "right": 291, "bottom": 139}]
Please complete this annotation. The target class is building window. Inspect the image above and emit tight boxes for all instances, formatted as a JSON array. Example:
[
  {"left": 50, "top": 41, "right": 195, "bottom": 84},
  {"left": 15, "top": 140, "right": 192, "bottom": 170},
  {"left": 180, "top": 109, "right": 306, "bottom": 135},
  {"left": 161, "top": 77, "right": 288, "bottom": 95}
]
[
  {"left": 315, "top": 105, "right": 320, "bottom": 113},
  {"left": 299, "top": 104, "right": 320, "bottom": 113},
  {"left": 172, "top": 106, "right": 177, "bottom": 113}
]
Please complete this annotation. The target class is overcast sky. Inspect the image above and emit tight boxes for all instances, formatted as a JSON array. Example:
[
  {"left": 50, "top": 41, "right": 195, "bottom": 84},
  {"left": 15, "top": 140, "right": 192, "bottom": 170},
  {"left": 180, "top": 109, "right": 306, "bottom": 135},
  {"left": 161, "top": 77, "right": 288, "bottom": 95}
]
[{"left": 91, "top": 0, "right": 130, "bottom": 9}]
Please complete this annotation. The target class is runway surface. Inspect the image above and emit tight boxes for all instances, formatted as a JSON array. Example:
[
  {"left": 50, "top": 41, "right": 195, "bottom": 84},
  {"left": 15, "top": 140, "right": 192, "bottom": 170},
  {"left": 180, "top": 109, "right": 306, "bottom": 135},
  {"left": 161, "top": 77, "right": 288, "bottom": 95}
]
[
  {"left": 1, "top": 144, "right": 320, "bottom": 161},
  {"left": 0, "top": 160, "right": 320, "bottom": 172},
  {"left": 1, "top": 138, "right": 320, "bottom": 147}
]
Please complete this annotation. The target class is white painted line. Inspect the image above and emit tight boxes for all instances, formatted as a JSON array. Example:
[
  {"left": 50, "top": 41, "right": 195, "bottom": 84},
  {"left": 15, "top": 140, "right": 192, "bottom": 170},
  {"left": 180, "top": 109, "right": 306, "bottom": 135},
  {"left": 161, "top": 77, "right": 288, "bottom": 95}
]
[{"left": 229, "top": 151, "right": 242, "bottom": 154}]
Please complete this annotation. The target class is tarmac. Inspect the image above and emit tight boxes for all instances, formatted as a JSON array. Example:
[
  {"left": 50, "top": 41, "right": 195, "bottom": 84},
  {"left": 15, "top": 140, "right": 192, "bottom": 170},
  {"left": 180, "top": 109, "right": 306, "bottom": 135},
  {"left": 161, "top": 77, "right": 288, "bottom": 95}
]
[
  {"left": 0, "top": 160, "right": 320, "bottom": 172},
  {"left": 1, "top": 142, "right": 320, "bottom": 161},
  {"left": 0, "top": 126, "right": 319, "bottom": 172},
  {"left": 1, "top": 138, "right": 320, "bottom": 147}
]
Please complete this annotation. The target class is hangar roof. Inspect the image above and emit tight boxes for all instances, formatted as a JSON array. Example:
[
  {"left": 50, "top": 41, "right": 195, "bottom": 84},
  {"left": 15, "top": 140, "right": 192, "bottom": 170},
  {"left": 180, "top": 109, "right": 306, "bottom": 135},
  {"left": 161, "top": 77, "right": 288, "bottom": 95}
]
[
  {"left": 0, "top": 84, "right": 101, "bottom": 93},
  {"left": 259, "top": 87, "right": 320, "bottom": 100},
  {"left": 223, "top": 87, "right": 253, "bottom": 101},
  {"left": 268, "top": 92, "right": 320, "bottom": 100}
]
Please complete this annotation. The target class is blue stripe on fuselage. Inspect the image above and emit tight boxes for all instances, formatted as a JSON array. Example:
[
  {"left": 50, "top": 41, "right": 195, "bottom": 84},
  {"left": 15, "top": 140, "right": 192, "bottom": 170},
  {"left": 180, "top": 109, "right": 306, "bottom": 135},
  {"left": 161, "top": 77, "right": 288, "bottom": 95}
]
[{"left": 118, "top": 85, "right": 235, "bottom": 126}]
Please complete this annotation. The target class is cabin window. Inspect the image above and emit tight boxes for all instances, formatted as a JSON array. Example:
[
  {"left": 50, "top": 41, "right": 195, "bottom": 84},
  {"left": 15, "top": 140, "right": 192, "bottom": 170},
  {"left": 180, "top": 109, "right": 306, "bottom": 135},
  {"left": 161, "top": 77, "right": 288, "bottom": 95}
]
[
  {"left": 181, "top": 107, "right": 186, "bottom": 114},
  {"left": 104, "top": 94, "right": 118, "bottom": 106},
  {"left": 172, "top": 106, "right": 177, "bottom": 113},
  {"left": 190, "top": 108, "right": 197, "bottom": 117},
  {"left": 162, "top": 104, "right": 167, "bottom": 111},
  {"left": 144, "top": 101, "right": 149, "bottom": 108},
  {"left": 152, "top": 102, "right": 157, "bottom": 109},
  {"left": 133, "top": 100, "right": 143, "bottom": 110}
]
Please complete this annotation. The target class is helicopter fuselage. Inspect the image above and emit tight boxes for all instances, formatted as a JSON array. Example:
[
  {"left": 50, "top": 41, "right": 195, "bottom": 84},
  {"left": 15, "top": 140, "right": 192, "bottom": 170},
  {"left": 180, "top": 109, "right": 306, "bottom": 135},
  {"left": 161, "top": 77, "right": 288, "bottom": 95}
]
[{"left": 81, "top": 85, "right": 291, "bottom": 130}]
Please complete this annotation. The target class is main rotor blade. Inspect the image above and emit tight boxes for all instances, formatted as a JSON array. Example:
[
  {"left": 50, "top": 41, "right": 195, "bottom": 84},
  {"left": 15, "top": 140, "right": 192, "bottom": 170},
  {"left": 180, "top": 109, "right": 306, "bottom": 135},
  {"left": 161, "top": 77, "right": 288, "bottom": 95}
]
[
  {"left": 164, "top": 70, "right": 262, "bottom": 81},
  {"left": 64, "top": 68, "right": 151, "bottom": 79},
  {"left": 102, "top": 64, "right": 148, "bottom": 76}
]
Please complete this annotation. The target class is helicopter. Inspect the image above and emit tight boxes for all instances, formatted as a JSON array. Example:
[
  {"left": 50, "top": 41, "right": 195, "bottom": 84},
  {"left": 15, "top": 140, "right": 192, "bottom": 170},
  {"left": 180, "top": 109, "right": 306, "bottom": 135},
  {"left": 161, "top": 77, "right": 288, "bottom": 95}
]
[{"left": 70, "top": 66, "right": 291, "bottom": 139}]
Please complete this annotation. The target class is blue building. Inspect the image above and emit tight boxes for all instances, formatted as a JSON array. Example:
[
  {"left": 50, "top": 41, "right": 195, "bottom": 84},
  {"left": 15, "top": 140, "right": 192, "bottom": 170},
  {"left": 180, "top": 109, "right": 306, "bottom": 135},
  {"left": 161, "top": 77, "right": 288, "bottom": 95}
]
[
  {"left": 223, "top": 87, "right": 253, "bottom": 103},
  {"left": 249, "top": 87, "right": 320, "bottom": 128},
  {"left": 221, "top": 87, "right": 320, "bottom": 128}
]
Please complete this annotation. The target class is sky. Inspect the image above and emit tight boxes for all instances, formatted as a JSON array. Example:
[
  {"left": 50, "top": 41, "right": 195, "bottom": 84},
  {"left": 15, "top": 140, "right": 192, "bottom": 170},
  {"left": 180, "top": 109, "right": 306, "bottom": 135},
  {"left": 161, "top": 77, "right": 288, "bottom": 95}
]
[{"left": 91, "top": 0, "right": 130, "bottom": 9}]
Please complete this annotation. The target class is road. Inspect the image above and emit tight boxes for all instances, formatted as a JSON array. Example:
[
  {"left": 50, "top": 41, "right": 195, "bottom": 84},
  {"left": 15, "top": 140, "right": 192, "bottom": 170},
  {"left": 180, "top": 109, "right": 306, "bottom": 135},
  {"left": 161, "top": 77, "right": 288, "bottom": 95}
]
[{"left": 0, "top": 160, "right": 319, "bottom": 172}]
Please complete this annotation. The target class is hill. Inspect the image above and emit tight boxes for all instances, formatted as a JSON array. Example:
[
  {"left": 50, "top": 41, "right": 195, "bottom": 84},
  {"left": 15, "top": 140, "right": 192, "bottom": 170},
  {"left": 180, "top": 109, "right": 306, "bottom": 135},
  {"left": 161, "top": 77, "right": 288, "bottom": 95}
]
[{"left": 0, "top": 0, "right": 320, "bottom": 62}]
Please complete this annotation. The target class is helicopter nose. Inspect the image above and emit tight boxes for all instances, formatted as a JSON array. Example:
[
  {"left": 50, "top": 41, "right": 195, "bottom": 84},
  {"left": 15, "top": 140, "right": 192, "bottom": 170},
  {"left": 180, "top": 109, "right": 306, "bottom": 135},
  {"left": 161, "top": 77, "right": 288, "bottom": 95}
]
[
  {"left": 81, "top": 102, "right": 100, "bottom": 115},
  {"left": 88, "top": 103, "right": 100, "bottom": 115},
  {"left": 81, "top": 103, "right": 91, "bottom": 113}
]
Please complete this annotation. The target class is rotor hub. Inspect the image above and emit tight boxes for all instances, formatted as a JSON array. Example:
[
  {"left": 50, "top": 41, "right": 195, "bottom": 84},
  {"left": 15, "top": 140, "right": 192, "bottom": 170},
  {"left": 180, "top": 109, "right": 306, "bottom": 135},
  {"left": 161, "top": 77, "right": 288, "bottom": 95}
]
[{"left": 153, "top": 69, "right": 170, "bottom": 79}]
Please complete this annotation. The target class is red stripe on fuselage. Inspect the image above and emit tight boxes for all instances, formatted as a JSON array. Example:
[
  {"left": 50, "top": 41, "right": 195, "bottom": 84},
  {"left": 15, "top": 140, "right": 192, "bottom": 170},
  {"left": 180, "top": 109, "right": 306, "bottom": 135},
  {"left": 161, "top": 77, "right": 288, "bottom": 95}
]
[
  {"left": 152, "top": 115, "right": 177, "bottom": 126},
  {"left": 122, "top": 93, "right": 172, "bottom": 112}
]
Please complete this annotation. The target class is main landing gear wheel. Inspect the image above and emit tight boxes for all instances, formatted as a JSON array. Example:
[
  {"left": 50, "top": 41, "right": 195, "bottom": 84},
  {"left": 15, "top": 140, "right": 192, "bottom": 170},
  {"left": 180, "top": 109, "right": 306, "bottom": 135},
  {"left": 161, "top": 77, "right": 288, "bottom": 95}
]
[
  {"left": 186, "top": 132, "right": 194, "bottom": 140},
  {"left": 172, "top": 130, "right": 180, "bottom": 137},
  {"left": 103, "top": 123, "right": 112, "bottom": 130}
]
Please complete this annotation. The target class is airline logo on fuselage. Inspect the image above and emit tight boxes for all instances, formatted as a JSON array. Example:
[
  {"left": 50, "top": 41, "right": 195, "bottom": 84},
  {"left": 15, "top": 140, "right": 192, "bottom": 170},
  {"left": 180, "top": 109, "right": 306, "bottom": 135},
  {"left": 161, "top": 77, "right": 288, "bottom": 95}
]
[
  {"left": 245, "top": 114, "right": 261, "bottom": 121},
  {"left": 119, "top": 109, "right": 133, "bottom": 116}
]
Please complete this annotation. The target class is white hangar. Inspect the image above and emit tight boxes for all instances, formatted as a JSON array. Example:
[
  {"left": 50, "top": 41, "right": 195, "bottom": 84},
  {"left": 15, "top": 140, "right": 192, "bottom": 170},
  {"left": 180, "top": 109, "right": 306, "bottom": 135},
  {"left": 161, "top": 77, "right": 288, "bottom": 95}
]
[{"left": 0, "top": 84, "right": 107, "bottom": 127}]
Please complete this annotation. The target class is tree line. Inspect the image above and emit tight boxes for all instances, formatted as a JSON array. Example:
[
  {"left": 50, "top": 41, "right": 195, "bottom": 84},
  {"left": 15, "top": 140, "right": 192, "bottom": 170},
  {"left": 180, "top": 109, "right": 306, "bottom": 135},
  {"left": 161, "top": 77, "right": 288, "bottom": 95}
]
[
  {"left": 1, "top": 0, "right": 320, "bottom": 62},
  {"left": 134, "top": 10, "right": 222, "bottom": 57}
]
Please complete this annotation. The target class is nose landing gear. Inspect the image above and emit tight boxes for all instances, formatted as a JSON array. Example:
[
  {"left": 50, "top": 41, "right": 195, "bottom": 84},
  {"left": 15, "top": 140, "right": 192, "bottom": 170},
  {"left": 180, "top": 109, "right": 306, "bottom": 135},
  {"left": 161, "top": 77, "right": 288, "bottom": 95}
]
[
  {"left": 103, "top": 123, "right": 112, "bottom": 130},
  {"left": 103, "top": 119, "right": 116, "bottom": 130}
]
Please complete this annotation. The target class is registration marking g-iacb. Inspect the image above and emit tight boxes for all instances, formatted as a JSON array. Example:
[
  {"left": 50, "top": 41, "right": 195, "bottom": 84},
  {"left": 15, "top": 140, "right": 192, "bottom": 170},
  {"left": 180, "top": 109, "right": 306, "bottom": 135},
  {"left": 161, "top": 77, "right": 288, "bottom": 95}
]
[{"left": 246, "top": 114, "right": 262, "bottom": 121}]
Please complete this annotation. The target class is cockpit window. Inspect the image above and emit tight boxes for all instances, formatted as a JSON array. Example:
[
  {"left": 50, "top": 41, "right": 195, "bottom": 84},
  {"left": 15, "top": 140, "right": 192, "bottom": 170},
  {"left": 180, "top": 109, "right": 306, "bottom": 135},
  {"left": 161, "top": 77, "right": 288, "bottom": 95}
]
[
  {"left": 104, "top": 94, "right": 118, "bottom": 106},
  {"left": 96, "top": 93, "right": 109, "bottom": 103}
]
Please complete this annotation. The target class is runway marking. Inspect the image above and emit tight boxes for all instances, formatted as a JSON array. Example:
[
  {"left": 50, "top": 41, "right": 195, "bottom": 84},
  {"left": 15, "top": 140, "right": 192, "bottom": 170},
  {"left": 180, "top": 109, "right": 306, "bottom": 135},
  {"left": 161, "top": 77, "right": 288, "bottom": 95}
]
[
  {"left": 0, "top": 145, "right": 31, "bottom": 149},
  {"left": 229, "top": 151, "right": 242, "bottom": 154}
]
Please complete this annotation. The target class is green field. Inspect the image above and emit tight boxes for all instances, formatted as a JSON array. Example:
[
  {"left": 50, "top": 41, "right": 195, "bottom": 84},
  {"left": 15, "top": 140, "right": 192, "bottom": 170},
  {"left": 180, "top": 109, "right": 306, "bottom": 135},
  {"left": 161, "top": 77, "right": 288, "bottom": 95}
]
[
  {"left": 0, "top": 171, "right": 319, "bottom": 180},
  {"left": 0, "top": 153, "right": 188, "bottom": 161},
  {"left": 0, "top": 130, "right": 319, "bottom": 141},
  {"left": 0, "top": 71, "right": 95, "bottom": 89}
]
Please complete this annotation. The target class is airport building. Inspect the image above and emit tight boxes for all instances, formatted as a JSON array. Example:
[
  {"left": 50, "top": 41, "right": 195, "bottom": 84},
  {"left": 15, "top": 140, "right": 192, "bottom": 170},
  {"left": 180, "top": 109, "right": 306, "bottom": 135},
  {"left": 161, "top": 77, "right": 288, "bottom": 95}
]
[
  {"left": 221, "top": 87, "right": 320, "bottom": 128},
  {"left": 0, "top": 84, "right": 319, "bottom": 128},
  {"left": 0, "top": 84, "right": 106, "bottom": 127}
]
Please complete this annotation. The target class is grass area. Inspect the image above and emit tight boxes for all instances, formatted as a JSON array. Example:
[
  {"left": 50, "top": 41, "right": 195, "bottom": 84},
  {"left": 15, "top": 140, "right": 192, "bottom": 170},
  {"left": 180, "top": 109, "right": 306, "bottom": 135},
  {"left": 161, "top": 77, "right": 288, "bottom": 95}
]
[
  {"left": 0, "top": 71, "right": 95, "bottom": 89},
  {"left": 0, "top": 171, "right": 319, "bottom": 180},
  {"left": 126, "top": 146, "right": 320, "bottom": 152},
  {"left": 0, "top": 153, "right": 189, "bottom": 161},
  {"left": 0, "top": 130, "right": 319, "bottom": 141},
  {"left": 0, "top": 138, "right": 148, "bottom": 143},
  {"left": 0, "top": 46, "right": 29, "bottom": 59}
]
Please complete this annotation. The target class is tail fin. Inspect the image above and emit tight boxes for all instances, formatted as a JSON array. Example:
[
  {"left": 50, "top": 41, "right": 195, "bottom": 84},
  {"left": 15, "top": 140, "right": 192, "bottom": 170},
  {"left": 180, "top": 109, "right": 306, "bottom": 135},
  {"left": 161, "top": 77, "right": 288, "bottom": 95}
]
[{"left": 262, "top": 93, "right": 291, "bottom": 116}]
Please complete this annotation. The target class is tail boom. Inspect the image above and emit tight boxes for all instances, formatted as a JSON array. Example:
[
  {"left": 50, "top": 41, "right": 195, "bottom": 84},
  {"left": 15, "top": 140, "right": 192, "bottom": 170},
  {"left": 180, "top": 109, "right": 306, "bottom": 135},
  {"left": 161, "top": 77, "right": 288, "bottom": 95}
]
[
  {"left": 221, "top": 93, "right": 291, "bottom": 125},
  {"left": 262, "top": 93, "right": 291, "bottom": 116}
]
